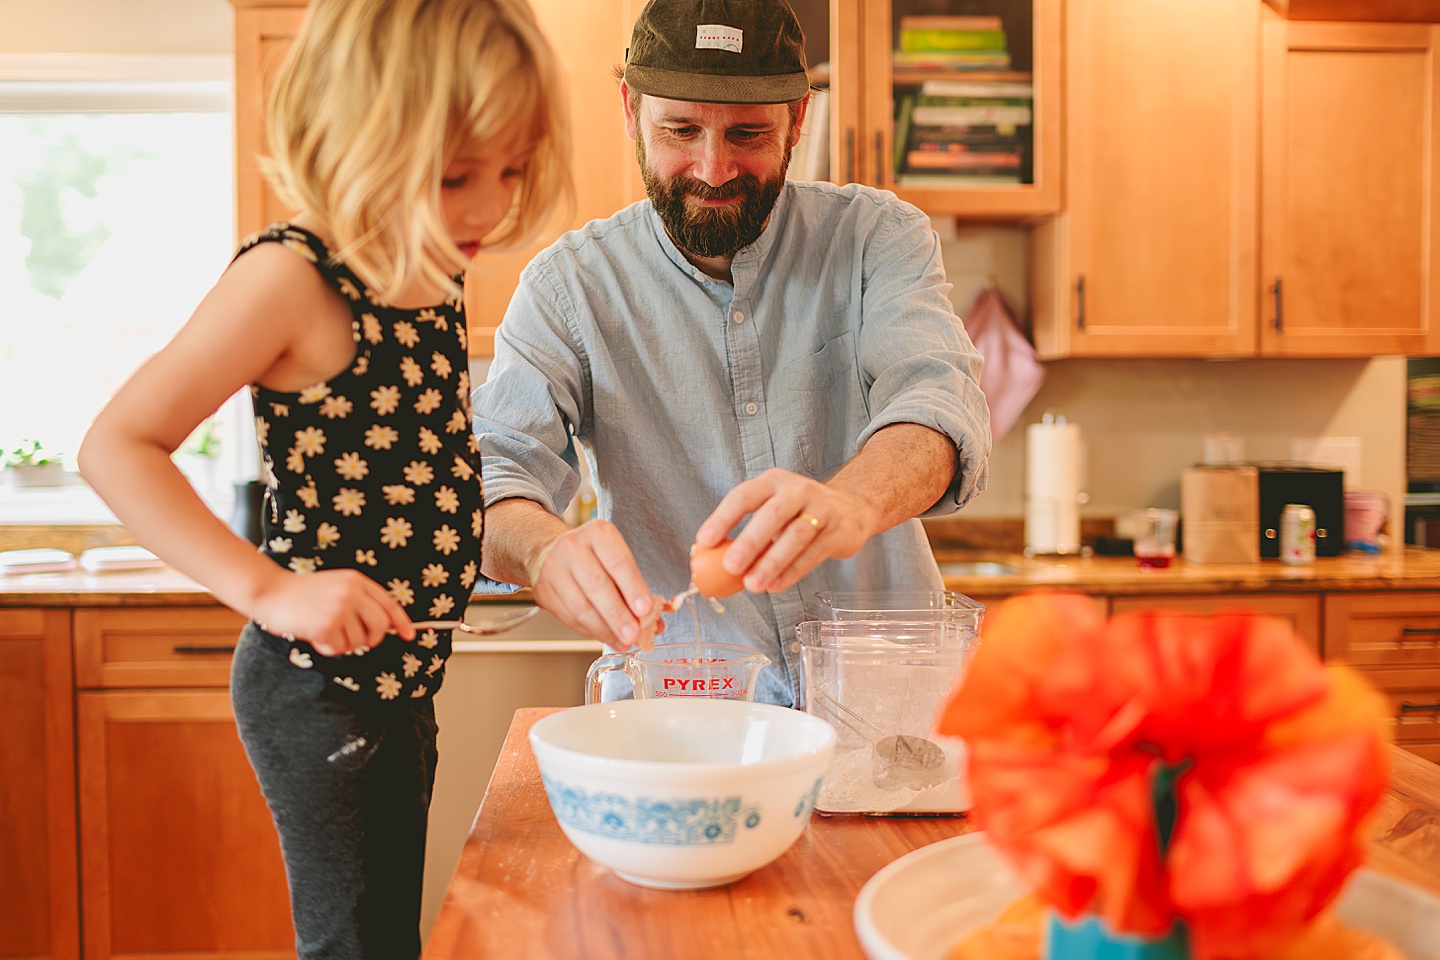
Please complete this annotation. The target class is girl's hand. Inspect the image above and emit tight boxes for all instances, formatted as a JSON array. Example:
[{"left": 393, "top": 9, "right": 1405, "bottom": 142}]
[{"left": 250, "top": 568, "right": 414, "bottom": 656}]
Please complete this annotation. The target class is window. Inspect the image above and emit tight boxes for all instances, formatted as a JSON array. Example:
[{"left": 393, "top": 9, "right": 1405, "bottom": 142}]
[{"left": 0, "top": 54, "right": 248, "bottom": 518}]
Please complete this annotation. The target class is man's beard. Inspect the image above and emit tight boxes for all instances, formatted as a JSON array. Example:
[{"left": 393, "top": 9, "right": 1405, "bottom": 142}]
[{"left": 638, "top": 135, "right": 791, "bottom": 259}]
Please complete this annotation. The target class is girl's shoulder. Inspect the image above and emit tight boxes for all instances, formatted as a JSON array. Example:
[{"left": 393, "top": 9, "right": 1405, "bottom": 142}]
[
  {"left": 221, "top": 225, "right": 345, "bottom": 318},
  {"left": 233, "top": 223, "right": 373, "bottom": 305},
  {"left": 236, "top": 222, "right": 331, "bottom": 264}
]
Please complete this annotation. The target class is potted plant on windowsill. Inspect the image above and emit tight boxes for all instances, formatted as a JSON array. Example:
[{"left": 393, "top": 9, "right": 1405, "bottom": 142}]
[
  {"left": 2, "top": 439, "right": 65, "bottom": 487},
  {"left": 173, "top": 416, "right": 223, "bottom": 493}
]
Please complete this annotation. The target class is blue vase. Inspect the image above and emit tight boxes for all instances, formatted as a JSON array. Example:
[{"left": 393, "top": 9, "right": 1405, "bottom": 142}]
[
  {"left": 1042, "top": 758, "right": 1194, "bottom": 959},
  {"left": 1045, "top": 912, "right": 1190, "bottom": 960}
]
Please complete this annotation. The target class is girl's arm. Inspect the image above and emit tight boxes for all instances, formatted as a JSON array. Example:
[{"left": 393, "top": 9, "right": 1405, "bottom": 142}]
[{"left": 78, "top": 243, "right": 414, "bottom": 654}]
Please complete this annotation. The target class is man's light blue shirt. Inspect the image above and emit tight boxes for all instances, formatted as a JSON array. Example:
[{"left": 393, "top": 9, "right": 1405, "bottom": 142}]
[{"left": 473, "top": 179, "right": 991, "bottom": 706}]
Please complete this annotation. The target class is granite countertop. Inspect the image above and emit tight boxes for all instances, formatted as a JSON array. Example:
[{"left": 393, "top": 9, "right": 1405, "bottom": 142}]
[{"left": 5, "top": 545, "right": 1440, "bottom": 606}]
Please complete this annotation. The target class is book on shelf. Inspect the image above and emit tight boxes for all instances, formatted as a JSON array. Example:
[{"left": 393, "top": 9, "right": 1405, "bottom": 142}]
[
  {"left": 898, "top": 15, "right": 1003, "bottom": 32},
  {"left": 893, "top": 90, "right": 915, "bottom": 172},
  {"left": 899, "top": 28, "right": 1007, "bottom": 53},
  {"left": 914, "top": 94, "right": 1031, "bottom": 108},
  {"left": 891, "top": 50, "right": 1013, "bottom": 70},
  {"left": 909, "top": 129, "right": 1024, "bottom": 152},
  {"left": 919, "top": 78, "right": 1034, "bottom": 99},
  {"left": 788, "top": 85, "right": 830, "bottom": 182},
  {"left": 905, "top": 149, "right": 1022, "bottom": 171},
  {"left": 910, "top": 103, "right": 1032, "bottom": 127},
  {"left": 896, "top": 172, "right": 1024, "bottom": 187}
]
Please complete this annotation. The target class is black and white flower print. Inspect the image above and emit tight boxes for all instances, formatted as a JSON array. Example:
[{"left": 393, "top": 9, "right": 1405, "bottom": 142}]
[{"left": 240, "top": 224, "right": 480, "bottom": 702}]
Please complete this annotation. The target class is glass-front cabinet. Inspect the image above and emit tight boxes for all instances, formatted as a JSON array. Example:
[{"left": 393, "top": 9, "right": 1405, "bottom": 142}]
[{"left": 816, "top": 0, "right": 1060, "bottom": 217}]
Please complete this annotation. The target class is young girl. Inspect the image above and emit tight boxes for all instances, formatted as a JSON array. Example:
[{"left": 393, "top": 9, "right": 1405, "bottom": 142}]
[{"left": 78, "top": 0, "right": 571, "bottom": 955}]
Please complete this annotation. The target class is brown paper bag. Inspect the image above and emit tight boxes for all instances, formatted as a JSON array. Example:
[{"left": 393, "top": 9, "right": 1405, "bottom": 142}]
[{"left": 1182, "top": 466, "right": 1259, "bottom": 564}]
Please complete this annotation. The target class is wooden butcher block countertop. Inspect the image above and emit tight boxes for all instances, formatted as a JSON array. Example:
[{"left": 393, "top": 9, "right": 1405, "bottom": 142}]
[{"left": 4, "top": 545, "right": 1440, "bottom": 606}]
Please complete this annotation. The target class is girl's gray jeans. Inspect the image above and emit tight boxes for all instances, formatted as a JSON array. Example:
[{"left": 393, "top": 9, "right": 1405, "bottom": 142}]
[{"left": 231, "top": 623, "right": 439, "bottom": 960}]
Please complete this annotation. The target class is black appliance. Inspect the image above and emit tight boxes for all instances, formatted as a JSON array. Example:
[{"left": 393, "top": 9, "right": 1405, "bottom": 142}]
[{"left": 1251, "top": 462, "right": 1345, "bottom": 558}]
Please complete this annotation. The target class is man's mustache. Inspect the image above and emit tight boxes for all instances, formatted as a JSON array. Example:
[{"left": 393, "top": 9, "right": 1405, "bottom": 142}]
[{"left": 675, "top": 176, "right": 757, "bottom": 201}]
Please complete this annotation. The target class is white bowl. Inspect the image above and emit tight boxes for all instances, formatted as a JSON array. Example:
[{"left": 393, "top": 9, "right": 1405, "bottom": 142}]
[
  {"left": 529, "top": 698, "right": 837, "bottom": 890},
  {"left": 854, "top": 833, "right": 1440, "bottom": 960}
]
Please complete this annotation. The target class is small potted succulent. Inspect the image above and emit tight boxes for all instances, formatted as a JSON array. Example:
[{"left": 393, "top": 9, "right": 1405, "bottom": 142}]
[{"left": 2, "top": 439, "right": 65, "bottom": 487}]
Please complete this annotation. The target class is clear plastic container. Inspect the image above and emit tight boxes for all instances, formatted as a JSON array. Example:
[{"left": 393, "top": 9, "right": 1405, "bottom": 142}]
[
  {"left": 811, "top": 589, "right": 985, "bottom": 631},
  {"left": 796, "top": 618, "right": 979, "bottom": 815}
]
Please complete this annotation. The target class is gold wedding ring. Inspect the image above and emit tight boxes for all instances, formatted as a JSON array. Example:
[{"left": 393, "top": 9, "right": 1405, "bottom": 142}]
[{"left": 799, "top": 513, "right": 821, "bottom": 530}]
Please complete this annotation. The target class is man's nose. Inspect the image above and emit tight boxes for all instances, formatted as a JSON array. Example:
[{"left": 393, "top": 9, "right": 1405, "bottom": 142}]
[{"left": 691, "top": 138, "right": 739, "bottom": 187}]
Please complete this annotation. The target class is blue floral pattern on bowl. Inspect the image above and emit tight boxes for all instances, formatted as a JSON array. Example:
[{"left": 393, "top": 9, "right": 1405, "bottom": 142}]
[
  {"left": 542, "top": 776, "right": 765, "bottom": 844},
  {"left": 794, "top": 776, "right": 824, "bottom": 819}
]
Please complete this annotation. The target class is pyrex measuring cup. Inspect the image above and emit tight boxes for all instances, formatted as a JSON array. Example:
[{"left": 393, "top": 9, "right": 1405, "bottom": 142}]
[
  {"left": 797, "top": 618, "right": 979, "bottom": 814},
  {"left": 585, "top": 642, "right": 770, "bottom": 704}
]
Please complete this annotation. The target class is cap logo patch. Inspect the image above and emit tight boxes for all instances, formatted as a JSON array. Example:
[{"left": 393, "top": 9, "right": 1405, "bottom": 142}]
[{"left": 696, "top": 24, "right": 743, "bottom": 53}]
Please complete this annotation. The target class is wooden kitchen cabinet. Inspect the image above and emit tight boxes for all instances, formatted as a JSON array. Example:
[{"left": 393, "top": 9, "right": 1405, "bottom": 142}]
[
  {"left": 73, "top": 606, "right": 293, "bottom": 960},
  {"left": 827, "top": 0, "right": 1060, "bottom": 216},
  {"left": 1324, "top": 592, "right": 1440, "bottom": 763},
  {"left": 227, "top": 0, "right": 644, "bottom": 358},
  {"left": 1265, "top": 0, "right": 1440, "bottom": 22},
  {"left": 0, "top": 609, "right": 79, "bottom": 960},
  {"left": 1030, "top": 0, "right": 1260, "bottom": 358},
  {"left": 1109, "top": 592, "right": 1322, "bottom": 653},
  {"left": 1259, "top": 15, "right": 1440, "bottom": 357},
  {"left": 1032, "top": 3, "right": 1440, "bottom": 360}
]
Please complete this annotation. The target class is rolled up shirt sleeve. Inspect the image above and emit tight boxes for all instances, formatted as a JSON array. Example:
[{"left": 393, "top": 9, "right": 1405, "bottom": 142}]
[
  {"left": 855, "top": 204, "right": 991, "bottom": 514},
  {"left": 473, "top": 262, "right": 588, "bottom": 519}
]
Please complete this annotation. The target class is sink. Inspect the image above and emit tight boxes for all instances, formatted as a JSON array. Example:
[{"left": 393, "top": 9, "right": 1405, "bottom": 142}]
[{"left": 938, "top": 561, "right": 1022, "bottom": 577}]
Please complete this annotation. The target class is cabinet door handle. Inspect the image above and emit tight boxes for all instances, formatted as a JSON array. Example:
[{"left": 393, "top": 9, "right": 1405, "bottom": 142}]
[
  {"left": 1400, "top": 626, "right": 1440, "bottom": 642},
  {"left": 843, "top": 127, "right": 855, "bottom": 184},
  {"left": 1399, "top": 701, "right": 1440, "bottom": 714},
  {"left": 874, "top": 130, "right": 885, "bottom": 187},
  {"left": 1270, "top": 277, "right": 1283, "bottom": 331},
  {"left": 1076, "top": 274, "right": 1087, "bottom": 330},
  {"left": 172, "top": 643, "right": 237, "bottom": 655}
]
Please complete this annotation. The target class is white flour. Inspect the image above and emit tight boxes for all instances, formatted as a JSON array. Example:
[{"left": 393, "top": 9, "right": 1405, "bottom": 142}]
[{"left": 815, "top": 736, "right": 972, "bottom": 814}]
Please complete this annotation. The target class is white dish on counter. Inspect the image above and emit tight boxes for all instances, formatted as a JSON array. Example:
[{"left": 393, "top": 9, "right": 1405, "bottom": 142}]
[
  {"left": 854, "top": 832, "right": 1440, "bottom": 960},
  {"left": 0, "top": 548, "right": 77, "bottom": 575},
  {"left": 79, "top": 545, "right": 164, "bottom": 572}
]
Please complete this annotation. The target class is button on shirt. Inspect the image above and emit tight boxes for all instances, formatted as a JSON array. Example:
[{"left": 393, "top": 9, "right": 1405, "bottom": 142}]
[{"left": 473, "top": 180, "right": 990, "bottom": 706}]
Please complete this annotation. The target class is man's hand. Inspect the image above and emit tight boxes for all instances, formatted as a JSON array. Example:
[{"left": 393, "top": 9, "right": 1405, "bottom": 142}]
[
  {"left": 531, "top": 520, "right": 671, "bottom": 650},
  {"left": 692, "top": 424, "right": 959, "bottom": 594},
  {"left": 693, "top": 467, "right": 875, "bottom": 595},
  {"left": 484, "top": 501, "right": 666, "bottom": 650}
]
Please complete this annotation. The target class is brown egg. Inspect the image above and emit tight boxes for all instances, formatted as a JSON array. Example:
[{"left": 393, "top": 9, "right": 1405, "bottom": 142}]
[{"left": 690, "top": 539, "right": 745, "bottom": 598}]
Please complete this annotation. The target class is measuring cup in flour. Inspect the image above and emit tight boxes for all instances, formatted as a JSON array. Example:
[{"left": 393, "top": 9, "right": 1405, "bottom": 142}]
[
  {"left": 585, "top": 642, "right": 770, "bottom": 704},
  {"left": 797, "top": 618, "right": 979, "bottom": 814}
]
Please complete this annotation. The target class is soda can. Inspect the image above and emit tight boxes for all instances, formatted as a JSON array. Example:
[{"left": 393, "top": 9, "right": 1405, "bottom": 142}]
[{"left": 1280, "top": 503, "right": 1316, "bottom": 565}]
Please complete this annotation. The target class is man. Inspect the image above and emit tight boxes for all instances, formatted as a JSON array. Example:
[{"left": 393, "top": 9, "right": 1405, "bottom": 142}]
[{"left": 474, "top": 0, "right": 990, "bottom": 706}]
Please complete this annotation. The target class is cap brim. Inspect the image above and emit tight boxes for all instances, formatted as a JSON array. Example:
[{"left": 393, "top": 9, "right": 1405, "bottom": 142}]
[{"left": 624, "top": 64, "right": 811, "bottom": 105}]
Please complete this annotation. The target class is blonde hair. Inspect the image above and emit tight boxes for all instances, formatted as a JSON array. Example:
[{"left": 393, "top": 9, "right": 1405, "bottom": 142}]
[{"left": 263, "top": 0, "right": 572, "bottom": 301}]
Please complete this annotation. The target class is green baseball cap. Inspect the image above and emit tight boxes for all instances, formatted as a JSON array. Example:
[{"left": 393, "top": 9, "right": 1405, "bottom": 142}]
[{"left": 623, "top": 0, "right": 810, "bottom": 105}]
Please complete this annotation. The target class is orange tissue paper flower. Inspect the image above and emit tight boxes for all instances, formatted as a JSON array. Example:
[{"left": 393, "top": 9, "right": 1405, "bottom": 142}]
[{"left": 935, "top": 591, "right": 1391, "bottom": 960}]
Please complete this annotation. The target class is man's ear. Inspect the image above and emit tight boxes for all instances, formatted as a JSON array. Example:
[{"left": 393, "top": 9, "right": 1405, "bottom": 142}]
[
  {"left": 788, "top": 93, "right": 810, "bottom": 149},
  {"left": 621, "top": 81, "right": 639, "bottom": 142}
]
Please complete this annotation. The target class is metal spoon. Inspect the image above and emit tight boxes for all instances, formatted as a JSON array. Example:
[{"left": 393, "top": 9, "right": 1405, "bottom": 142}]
[
  {"left": 810, "top": 686, "right": 947, "bottom": 790},
  {"left": 402, "top": 605, "right": 541, "bottom": 636}
]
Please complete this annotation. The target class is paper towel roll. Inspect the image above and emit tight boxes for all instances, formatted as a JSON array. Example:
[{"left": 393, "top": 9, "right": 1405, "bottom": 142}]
[{"left": 1025, "top": 418, "right": 1082, "bottom": 554}]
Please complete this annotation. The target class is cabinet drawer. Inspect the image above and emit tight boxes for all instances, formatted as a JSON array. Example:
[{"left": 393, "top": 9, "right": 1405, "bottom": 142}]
[
  {"left": 1108, "top": 593, "right": 1320, "bottom": 654},
  {"left": 1323, "top": 592, "right": 1440, "bottom": 667},
  {"left": 1354, "top": 666, "right": 1440, "bottom": 746},
  {"left": 964, "top": 594, "right": 1110, "bottom": 618},
  {"left": 74, "top": 607, "right": 248, "bottom": 689}
]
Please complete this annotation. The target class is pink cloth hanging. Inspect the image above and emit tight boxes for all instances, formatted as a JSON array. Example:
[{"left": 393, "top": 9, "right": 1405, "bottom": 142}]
[{"left": 963, "top": 284, "right": 1046, "bottom": 442}]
